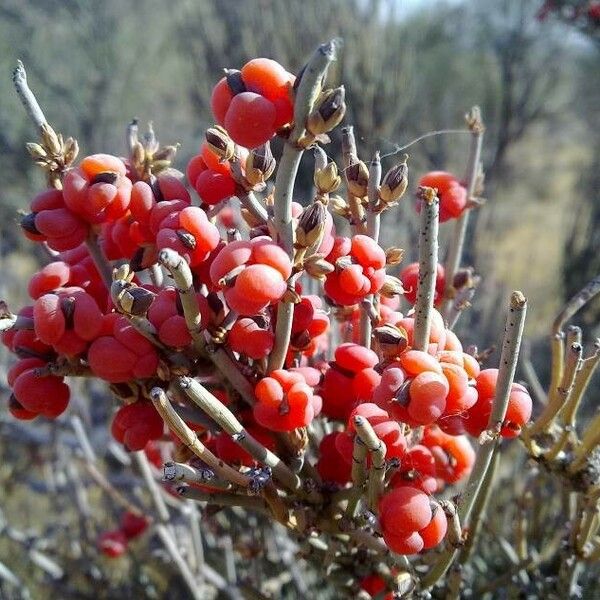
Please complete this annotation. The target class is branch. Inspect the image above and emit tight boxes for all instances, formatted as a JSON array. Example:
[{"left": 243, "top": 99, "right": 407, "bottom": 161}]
[
  {"left": 421, "top": 291, "right": 527, "bottom": 590},
  {"left": 150, "top": 386, "right": 250, "bottom": 488},
  {"left": 441, "top": 107, "right": 484, "bottom": 321},
  {"left": 176, "top": 376, "right": 303, "bottom": 495},
  {"left": 413, "top": 187, "right": 440, "bottom": 351},
  {"left": 13, "top": 60, "right": 47, "bottom": 130},
  {"left": 268, "top": 40, "right": 338, "bottom": 373}
]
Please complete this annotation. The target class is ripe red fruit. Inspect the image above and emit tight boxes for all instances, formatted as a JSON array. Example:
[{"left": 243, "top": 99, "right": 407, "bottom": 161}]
[
  {"left": 224, "top": 92, "right": 277, "bottom": 149},
  {"left": 194, "top": 169, "right": 236, "bottom": 206},
  {"left": 316, "top": 432, "right": 352, "bottom": 485},
  {"left": 408, "top": 371, "right": 449, "bottom": 425},
  {"left": 211, "top": 77, "right": 235, "bottom": 125},
  {"left": 400, "top": 262, "right": 446, "bottom": 306},
  {"left": 228, "top": 318, "right": 274, "bottom": 359},
  {"left": 423, "top": 426, "right": 475, "bottom": 484},
  {"left": 335, "top": 343, "right": 379, "bottom": 372},
  {"left": 88, "top": 316, "right": 159, "bottom": 383},
  {"left": 420, "top": 503, "right": 448, "bottom": 549},
  {"left": 418, "top": 171, "right": 467, "bottom": 222},
  {"left": 28, "top": 262, "right": 71, "bottom": 299},
  {"left": 241, "top": 58, "right": 291, "bottom": 101},
  {"left": 324, "top": 235, "right": 387, "bottom": 306},
  {"left": 119, "top": 511, "right": 148, "bottom": 539},
  {"left": 98, "top": 530, "right": 128, "bottom": 558},
  {"left": 390, "top": 445, "right": 438, "bottom": 494},
  {"left": 379, "top": 486, "right": 432, "bottom": 535},
  {"left": 254, "top": 370, "right": 315, "bottom": 431},
  {"left": 63, "top": 154, "right": 132, "bottom": 223},
  {"left": 111, "top": 401, "right": 164, "bottom": 451},
  {"left": 12, "top": 368, "right": 70, "bottom": 418}
]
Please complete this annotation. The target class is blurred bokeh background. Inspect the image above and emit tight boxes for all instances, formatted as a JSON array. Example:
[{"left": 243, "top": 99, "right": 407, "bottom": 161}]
[{"left": 0, "top": 0, "right": 599, "bottom": 597}]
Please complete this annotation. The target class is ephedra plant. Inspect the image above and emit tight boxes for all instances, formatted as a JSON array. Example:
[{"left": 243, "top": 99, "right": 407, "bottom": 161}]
[{"left": 2, "top": 40, "right": 600, "bottom": 599}]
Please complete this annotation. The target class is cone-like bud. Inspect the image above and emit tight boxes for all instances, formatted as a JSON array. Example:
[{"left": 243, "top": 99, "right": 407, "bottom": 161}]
[
  {"left": 380, "top": 275, "right": 405, "bottom": 299},
  {"left": 119, "top": 287, "right": 156, "bottom": 316},
  {"left": 314, "top": 161, "right": 341, "bottom": 194},
  {"left": 345, "top": 160, "right": 369, "bottom": 197},
  {"left": 26, "top": 143, "right": 47, "bottom": 160},
  {"left": 307, "top": 86, "right": 346, "bottom": 136},
  {"left": 374, "top": 324, "right": 408, "bottom": 358},
  {"left": 385, "top": 246, "right": 405, "bottom": 266},
  {"left": 304, "top": 254, "right": 334, "bottom": 280},
  {"left": 295, "top": 201, "right": 327, "bottom": 249},
  {"left": 245, "top": 142, "right": 276, "bottom": 187},
  {"left": 63, "top": 137, "right": 79, "bottom": 165},
  {"left": 113, "top": 263, "right": 134, "bottom": 283},
  {"left": 153, "top": 144, "right": 178, "bottom": 163},
  {"left": 206, "top": 126, "right": 235, "bottom": 162},
  {"left": 379, "top": 156, "right": 408, "bottom": 204},
  {"left": 327, "top": 196, "right": 346, "bottom": 217},
  {"left": 41, "top": 123, "right": 62, "bottom": 155}
]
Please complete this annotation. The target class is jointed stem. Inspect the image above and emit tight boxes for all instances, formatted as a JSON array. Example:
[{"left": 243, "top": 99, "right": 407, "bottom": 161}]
[
  {"left": 441, "top": 107, "right": 484, "bottom": 322},
  {"left": 268, "top": 40, "right": 338, "bottom": 373},
  {"left": 421, "top": 291, "right": 526, "bottom": 590},
  {"left": 150, "top": 387, "right": 250, "bottom": 488},
  {"left": 413, "top": 189, "right": 439, "bottom": 351},
  {"left": 176, "top": 376, "right": 303, "bottom": 495},
  {"left": 13, "top": 61, "right": 47, "bottom": 130}
]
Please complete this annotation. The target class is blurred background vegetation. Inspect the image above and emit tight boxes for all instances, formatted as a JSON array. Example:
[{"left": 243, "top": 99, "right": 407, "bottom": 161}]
[{"left": 0, "top": 0, "right": 599, "bottom": 596}]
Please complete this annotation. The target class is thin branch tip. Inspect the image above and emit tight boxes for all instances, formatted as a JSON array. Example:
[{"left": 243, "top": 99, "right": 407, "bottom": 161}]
[{"left": 511, "top": 291, "right": 527, "bottom": 308}]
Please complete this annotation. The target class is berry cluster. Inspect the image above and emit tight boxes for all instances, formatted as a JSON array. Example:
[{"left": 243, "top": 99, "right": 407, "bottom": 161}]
[
  {"left": 4, "top": 49, "right": 533, "bottom": 588},
  {"left": 324, "top": 235, "right": 386, "bottom": 306},
  {"left": 211, "top": 58, "right": 295, "bottom": 148}
]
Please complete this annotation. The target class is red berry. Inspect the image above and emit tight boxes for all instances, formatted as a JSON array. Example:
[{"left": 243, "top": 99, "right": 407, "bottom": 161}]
[{"left": 224, "top": 92, "right": 276, "bottom": 149}]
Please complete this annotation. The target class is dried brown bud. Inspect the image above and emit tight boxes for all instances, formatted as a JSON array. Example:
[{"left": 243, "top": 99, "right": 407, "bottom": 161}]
[
  {"left": 206, "top": 126, "right": 235, "bottom": 162},
  {"left": 295, "top": 202, "right": 327, "bottom": 249},
  {"left": 380, "top": 275, "right": 405, "bottom": 298},
  {"left": 120, "top": 287, "right": 156, "bottom": 316},
  {"left": 177, "top": 229, "right": 197, "bottom": 250},
  {"left": 20, "top": 212, "right": 40, "bottom": 236},
  {"left": 153, "top": 144, "right": 178, "bottom": 163},
  {"left": 151, "top": 159, "right": 172, "bottom": 174},
  {"left": 91, "top": 172, "right": 118, "bottom": 185},
  {"left": 374, "top": 324, "right": 408, "bottom": 358},
  {"left": 132, "top": 141, "right": 145, "bottom": 166},
  {"left": 379, "top": 157, "right": 408, "bottom": 204},
  {"left": 224, "top": 69, "right": 246, "bottom": 95},
  {"left": 60, "top": 296, "right": 76, "bottom": 327},
  {"left": 314, "top": 162, "right": 341, "bottom": 194},
  {"left": 304, "top": 254, "right": 334, "bottom": 280},
  {"left": 41, "top": 123, "right": 62, "bottom": 155},
  {"left": 345, "top": 160, "right": 369, "bottom": 197},
  {"left": 63, "top": 137, "right": 79, "bottom": 165},
  {"left": 329, "top": 194, "right": 349, "bottom": 217},
  {"left": 307, "top": 86, "right": 346, "bottom": 136},
  {"left": 385, "top": 247, "right": 405, "bottom": 266},
  {"left": 113, "top": 263, "right": 134, "bottom": 283},
  {"left": 245, "top": 142, "right": 276, "bottom": 187},
  {"left": 26, "top": 143, "right": 47, "bottom": 160},
  {"left": 453, "top": 267, "right": 475, "bottom": 290}
]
